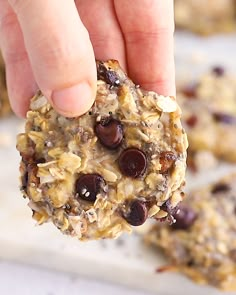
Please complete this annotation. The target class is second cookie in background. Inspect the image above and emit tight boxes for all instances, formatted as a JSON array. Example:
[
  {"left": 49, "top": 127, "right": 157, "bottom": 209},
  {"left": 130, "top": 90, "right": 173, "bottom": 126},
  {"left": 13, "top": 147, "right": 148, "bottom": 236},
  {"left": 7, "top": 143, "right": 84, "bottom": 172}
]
[
  {"left": 175, "top": 0, "right": 236, "bottom": 35},
  {"left": 177, "top": 66, "right": 236, "bottom": 171}
]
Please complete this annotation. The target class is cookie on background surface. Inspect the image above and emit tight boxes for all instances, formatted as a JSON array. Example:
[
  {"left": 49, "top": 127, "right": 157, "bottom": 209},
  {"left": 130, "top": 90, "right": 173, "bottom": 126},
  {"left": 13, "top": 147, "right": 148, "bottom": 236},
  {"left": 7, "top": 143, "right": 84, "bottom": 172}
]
[
  {"left": 145, "top": 173, "right": 236, "bottom": 290},
  {"left": 16, "top": 60, "right": 187, "bottom": 241},
  {"left": 175, "top": 0, "right": 236, "bottom": 35},
  {"left": 178, "top": 66, "right": 236, "bottom": 171}
]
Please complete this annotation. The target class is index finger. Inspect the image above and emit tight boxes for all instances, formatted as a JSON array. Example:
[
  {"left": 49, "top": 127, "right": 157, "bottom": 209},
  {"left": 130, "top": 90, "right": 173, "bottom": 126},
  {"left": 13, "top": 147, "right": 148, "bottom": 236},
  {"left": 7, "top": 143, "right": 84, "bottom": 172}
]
[
  {"left": 114, "top": 0, "right": 175, "bottom": 96},
  {"left": 7, "top": 0, "right": 97, "bottom": 117}
]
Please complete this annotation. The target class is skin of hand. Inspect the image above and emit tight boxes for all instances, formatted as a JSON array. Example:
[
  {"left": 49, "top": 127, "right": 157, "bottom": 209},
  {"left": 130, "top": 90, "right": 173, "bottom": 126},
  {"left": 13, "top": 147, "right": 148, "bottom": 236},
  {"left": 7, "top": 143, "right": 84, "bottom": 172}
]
[{"left": 0, "top": 0, "right": 175, "bottom": 118}]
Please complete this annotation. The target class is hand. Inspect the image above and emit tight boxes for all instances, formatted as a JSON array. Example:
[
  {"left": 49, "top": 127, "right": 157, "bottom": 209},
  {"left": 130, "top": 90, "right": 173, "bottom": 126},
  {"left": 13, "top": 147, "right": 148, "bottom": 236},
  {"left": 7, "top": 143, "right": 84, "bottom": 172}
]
[{"left": 0, "top": 0, "right": 175, "bottom": 117}]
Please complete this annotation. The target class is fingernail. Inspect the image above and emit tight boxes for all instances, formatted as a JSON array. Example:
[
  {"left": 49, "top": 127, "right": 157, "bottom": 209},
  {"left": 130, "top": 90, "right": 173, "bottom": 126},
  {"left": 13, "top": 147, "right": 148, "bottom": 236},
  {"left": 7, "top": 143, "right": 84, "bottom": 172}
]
[{"left": 52, "top": 82, "right": 94, "bottom": 117}]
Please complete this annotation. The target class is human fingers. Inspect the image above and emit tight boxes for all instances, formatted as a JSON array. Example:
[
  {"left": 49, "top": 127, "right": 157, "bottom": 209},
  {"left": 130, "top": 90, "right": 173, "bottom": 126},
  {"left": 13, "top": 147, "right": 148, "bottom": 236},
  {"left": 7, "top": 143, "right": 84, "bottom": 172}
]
[
  {"left": 76, "top": 0, "right": 127, "bottom": 70},
  {"left": 8, "top": 0, "right": 97, "bottom": 117},
  {"left": 0, "top": 0, "right": 37, "bottom": 117},
  {"left": 114, "top": 0, "right": 176, "bottom": 96}
]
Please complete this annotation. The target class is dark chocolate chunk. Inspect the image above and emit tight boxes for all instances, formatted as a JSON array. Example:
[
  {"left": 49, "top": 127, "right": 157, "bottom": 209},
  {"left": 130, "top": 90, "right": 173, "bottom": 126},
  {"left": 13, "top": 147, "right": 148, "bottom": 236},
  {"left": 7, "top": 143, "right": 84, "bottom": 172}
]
[
  {"left": 185, "top": 115, "right": 198, "bottom": 128},
  {"left": 97, "top": 63, "right": 120, "bottom": 87},
  {"left": 181, "top": 82, "right": 198, "bottom": 98},
  {"left": 212, "top": 66, "right": 225, "bottom": 77},
  {"left": 124, "top": 200, "right": 148, "bottom": 226},
  {"left": 213, "top": 112, "right": 236, "bottom": 124},
  {"left": 75, "top": 174, "right": 105, "bottom": 202},
  {"left": 159, "top": 151, "right": 177, "bottom": 174},
  {"left": 211, "top": 183, "right": 230, "bottom": 194},
  {"left": 172, "top": 204, "right": 197, "bottom": 230},
  {"left": 106, "top": 71, "right": 120, "bottom": 87},
  {"left": 95, "top": 118, "right": 123, "bottom": 149},
  {"left": 118, "top": 148, "right": 147, "bottom": 178},
  {"left": 160, "top": 199, "right": 179, "bottom": 216}
]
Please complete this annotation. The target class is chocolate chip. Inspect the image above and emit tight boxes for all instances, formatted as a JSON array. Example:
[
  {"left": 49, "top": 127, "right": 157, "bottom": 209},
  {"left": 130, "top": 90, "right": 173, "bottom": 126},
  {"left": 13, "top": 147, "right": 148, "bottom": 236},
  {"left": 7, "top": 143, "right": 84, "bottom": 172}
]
[
  {"left": 185, "top": 115, "right": 198, "bottom": 128},
  {"left": 211, "top": 183, "right": 230, "bottom": 194},
  {"left": 124, "top": 200, "right": 148, "bottom": 226},
  {"left": 118, "top": 148, "right": 147, "bottom": 178},
  {"left": 106, "top": 71, "right": 120, "bottom": 87},
  {"left": 160, "top": 199, "right": 179, "bottom": 217},
  {"left": 95, "top": 118, "right": 123, "bottom": 149},
  {"left": 97, "top": 63, "right": 120, "bottom": 87},
  {"left": 75, "top": 174, "right": 105, "bottom": 202},
  {"left": 172, "top": 204, "right": 197, "bottom": 230},
  {"left": 212, "top": 66, "right": 225, "bottom": 77},
  {"left": 159, "top": 151, "right": 177, "bottom": 174},
  {"left": 181, "top": 82, "right": 198, "bottom": 98},
  {"left": 213, "top": 112, "right": 236, "bottom": 124}
]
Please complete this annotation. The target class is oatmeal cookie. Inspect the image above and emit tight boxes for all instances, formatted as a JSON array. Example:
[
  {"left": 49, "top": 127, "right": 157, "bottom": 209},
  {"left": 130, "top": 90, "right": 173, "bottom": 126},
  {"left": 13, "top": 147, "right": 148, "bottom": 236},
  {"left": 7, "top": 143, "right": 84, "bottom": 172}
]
[
  {"left": 145, "top": 173, "right": 236, "bottom": 290},
  {"left": 17, "top": 60, "right": 187, "bottom": 241},
  {"left": 178, "top": 66, "right": 236, "bottom": 166},
  {"left": 0, "top": 53, "right": 11, "bottom": 117},
  {"left": 175, "top": 0, "right": 236, "bottom": 35}
]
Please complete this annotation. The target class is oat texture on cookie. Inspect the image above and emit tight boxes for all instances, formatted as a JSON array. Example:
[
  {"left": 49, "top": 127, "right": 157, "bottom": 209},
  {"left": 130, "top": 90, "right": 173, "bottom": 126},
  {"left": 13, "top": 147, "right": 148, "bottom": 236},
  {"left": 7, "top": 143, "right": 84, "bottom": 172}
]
[
  {"left": 17, "top": 60, "right": 188, "bottom": 240},
  {"left": 145, "top": 173, "right": 236, "bottom": 290}
]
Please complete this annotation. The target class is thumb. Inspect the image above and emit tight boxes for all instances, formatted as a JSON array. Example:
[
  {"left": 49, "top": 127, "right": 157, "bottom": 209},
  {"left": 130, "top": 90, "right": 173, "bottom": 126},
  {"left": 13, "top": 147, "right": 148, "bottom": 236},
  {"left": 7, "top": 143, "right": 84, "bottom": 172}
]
[{"left": 8, "top": 0, "right": 97, "bottom": 117}]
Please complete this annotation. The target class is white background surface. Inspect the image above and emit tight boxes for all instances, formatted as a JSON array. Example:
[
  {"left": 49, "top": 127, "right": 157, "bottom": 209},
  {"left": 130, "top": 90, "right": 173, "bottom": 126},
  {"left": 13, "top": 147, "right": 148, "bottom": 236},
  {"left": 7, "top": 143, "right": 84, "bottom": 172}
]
[{"left": 0, "top": 261, "right": 152, "bottom": 295}]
